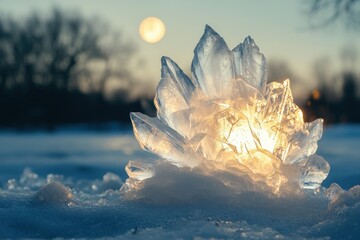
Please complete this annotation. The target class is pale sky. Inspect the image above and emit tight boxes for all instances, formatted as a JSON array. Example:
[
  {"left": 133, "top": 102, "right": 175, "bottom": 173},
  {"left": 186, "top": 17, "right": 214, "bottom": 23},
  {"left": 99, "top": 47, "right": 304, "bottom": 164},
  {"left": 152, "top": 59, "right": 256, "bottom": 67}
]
[{"left": 0, "top": 0, "right": 358, "bottom": 101}]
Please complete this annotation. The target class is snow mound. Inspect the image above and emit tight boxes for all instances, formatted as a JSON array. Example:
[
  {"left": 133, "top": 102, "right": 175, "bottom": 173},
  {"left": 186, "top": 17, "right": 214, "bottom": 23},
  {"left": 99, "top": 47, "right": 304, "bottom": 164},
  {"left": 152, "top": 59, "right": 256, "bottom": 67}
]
[{"left": 32, "top": 181, "right": 73, "bottom": 205}]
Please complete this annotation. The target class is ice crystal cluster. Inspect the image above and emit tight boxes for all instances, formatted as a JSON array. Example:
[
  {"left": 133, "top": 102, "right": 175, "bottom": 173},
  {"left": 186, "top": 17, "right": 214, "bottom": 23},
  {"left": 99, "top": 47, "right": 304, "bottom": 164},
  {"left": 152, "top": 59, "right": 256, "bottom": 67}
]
[{"left": 125, "top": 25, "right": 330, "bottom": 195}]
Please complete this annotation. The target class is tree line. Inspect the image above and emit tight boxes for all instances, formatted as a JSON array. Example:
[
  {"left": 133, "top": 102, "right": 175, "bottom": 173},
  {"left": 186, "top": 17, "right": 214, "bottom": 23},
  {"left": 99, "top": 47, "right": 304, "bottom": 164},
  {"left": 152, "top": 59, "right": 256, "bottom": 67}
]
[
  {"left": 0, "top": 9, "right": 152, "bottom": 130},
  {"left": 304, "top": 71, "right": 360, "bottom": 124}
]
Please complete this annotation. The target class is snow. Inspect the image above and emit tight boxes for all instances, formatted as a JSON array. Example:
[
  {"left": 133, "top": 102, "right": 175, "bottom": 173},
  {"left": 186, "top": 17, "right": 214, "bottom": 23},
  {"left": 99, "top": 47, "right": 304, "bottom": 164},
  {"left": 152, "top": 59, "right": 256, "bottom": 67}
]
[{"left": 0, "top": 125, "right": 359, "bottom": 239}]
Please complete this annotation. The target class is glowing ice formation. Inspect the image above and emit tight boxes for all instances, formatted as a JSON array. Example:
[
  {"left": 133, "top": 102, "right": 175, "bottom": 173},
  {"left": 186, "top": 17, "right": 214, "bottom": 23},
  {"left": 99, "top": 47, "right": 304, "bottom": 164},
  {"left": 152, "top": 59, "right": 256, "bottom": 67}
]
[{"left": 126, "top": 25, "right": 330, "bottom": 195}]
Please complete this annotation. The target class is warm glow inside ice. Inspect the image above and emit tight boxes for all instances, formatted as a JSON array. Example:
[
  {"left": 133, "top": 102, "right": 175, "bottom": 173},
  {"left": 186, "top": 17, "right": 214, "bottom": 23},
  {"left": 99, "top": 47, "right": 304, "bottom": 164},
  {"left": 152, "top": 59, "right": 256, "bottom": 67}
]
[{"left": 124, "top": 25, "right": 330, "bottom": 197}]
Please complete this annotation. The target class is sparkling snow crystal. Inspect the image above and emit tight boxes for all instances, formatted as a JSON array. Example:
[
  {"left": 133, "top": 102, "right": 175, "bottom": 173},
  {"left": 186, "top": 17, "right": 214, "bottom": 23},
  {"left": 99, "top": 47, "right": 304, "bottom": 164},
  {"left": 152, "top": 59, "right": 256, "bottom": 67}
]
[{"left": 124, "top": 25, "right": 330, "bottom": 197}]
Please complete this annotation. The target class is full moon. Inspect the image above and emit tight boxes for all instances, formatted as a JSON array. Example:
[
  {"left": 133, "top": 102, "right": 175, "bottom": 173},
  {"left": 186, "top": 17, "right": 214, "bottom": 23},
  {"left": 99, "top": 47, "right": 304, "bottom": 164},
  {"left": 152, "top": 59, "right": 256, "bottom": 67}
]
[{"left": 139, "top": 17, "right": 166, "bottom": 43}]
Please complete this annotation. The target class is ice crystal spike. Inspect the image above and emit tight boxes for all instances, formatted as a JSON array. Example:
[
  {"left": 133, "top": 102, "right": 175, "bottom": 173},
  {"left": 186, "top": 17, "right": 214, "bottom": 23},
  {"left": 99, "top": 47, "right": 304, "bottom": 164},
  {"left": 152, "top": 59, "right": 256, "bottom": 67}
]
[
  {"left": 191, "top": 25, "right": 234, "bottom": 98},
  {"left": 155, "top": 57, "right": 195, "bottom": 134},
  {"left": 232, "top": 36, "right": 267, "bottom": 90},
  {"left": 130, "top": 112, "right": 199, "bottom": 168},
  {"left": 128, "top": 25, "right": 330, "bottom": 194}
]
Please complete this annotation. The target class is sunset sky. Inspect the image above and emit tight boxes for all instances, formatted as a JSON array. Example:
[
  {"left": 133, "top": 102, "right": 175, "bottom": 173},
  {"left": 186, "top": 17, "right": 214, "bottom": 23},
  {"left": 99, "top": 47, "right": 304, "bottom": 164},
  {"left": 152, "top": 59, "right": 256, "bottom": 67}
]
[{"left": 1, "top": 0, "right": 358, "bottom": 101}]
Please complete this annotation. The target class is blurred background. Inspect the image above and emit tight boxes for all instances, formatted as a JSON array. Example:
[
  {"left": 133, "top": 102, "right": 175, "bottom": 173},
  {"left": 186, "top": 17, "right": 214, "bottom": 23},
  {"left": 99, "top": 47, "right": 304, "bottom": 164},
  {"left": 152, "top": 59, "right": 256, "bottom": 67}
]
[
  {"left": 0, "top": 0, "right": 359, "bottom": 192},
  {"left": 0, "top": 0, "right": 359, "bottom": 130}
]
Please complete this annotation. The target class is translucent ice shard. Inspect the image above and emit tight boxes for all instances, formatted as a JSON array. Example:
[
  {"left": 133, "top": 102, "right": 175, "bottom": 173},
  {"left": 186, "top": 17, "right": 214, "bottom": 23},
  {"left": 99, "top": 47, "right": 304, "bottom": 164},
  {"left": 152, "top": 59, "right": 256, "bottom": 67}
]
[
  {"left": 125, "top": 161, "right": 154, "bottom": 181},
  {"left": 155, "top": 57, "right": 195, "bottom": 137},
  {"left": 130, "top": 112, "right": 200, "bottom": 168},
  {"left": 285, "top": 119, "right": 323, "bottom": 164},
  {"left": 299, "top": 155, "right": 330, "bottom": 189},
  {"left": 127, "top": 25, "right": 330, "bottom": 195},
  {"left": 191, "top": 25, "right": 235, "bottom": 98},
  {"left": 232, "top": 36, "right": 267, "bottom": 90}
]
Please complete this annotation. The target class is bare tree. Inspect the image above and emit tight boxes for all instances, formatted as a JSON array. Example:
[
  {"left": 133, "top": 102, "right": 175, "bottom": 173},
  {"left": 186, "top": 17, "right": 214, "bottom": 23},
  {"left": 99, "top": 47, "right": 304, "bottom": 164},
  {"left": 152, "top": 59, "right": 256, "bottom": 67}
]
[
  {"left": 0, "top": 8, "right": 136, "bottom": 96},
  {"left": 307, "top": 0, "right": 360, "bottom": 30},
  {"left": 0, "top": 8, "right": 144, "bottom": 128}
]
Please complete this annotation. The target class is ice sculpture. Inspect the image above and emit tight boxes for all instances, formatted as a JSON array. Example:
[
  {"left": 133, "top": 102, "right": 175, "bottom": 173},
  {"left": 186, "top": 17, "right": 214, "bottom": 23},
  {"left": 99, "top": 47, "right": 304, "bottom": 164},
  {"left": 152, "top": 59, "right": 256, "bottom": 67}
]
[{"left": 125, "top": 25, "right": 330, "bottom": 195}]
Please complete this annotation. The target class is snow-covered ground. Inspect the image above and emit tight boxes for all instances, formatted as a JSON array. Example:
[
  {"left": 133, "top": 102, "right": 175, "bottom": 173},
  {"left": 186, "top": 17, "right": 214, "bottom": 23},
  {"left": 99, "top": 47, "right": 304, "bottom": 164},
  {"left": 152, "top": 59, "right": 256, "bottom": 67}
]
[{"left": 0, "top": 125, "right": 359, "bottom": 239}]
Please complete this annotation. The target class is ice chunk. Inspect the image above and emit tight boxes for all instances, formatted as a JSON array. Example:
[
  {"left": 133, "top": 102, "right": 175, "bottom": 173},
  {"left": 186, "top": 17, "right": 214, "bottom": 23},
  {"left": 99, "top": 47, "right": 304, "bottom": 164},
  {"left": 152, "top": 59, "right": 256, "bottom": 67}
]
[
  {"left": 33, "top": 182, "right": 73, "bottom": 205},
  {"left": 329, "top": 185, "right": 360, "bottom": 209},
  {"left": 125, "top": 161, "right": 154, "bottom": 181},
  {"left": 302, "top": 119, "right": 323, "bottom": 155},
  {"left": 262, "top": 80, "right": 302, "bottom": 132},
  {"left": 155, "top": 57, "right": 195, "bottom": 133},
  {"left": 128, "top": 25, "right": 330, "bottom": 196},
  {"left": 299, "top": 155, "right": 330, "bottom": 189},
  {"left": 160, "top": 56, "right": 195, "bottom": 105},
  {"left": 130, "top": 112, "right": 200, "bottom": 167},
  {"left": 285, "top": 119, "right": 323, "bottom": 164},
  {"left": 191, "top": 25, "right": 235, "bottom": 98},
  {"left": 326, "top": 183, "right": 344, "bottom": 200},
  {"left": 232, "top": 36, "right": 267, "bottom": 90}
]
